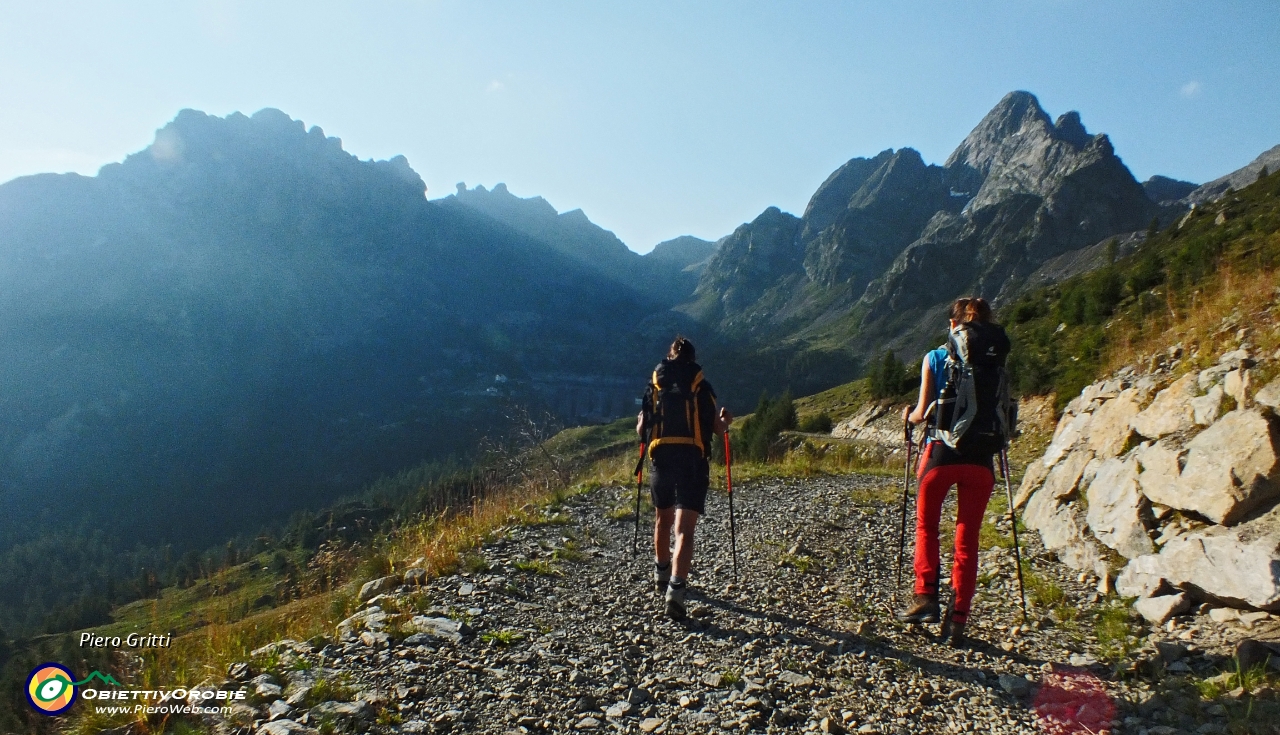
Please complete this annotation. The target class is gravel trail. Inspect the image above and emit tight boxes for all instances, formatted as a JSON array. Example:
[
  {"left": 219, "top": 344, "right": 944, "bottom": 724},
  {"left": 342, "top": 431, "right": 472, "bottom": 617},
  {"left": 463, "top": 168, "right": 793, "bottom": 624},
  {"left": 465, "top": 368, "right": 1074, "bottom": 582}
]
[{"left": 235, "top": 475, "right": 1269, "bottom": 735}]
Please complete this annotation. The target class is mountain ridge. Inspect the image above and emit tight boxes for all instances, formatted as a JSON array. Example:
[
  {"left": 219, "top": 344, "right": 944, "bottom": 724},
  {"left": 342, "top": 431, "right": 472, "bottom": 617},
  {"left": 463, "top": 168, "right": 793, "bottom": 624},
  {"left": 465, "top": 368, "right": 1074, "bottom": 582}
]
[
  {"left": 438, "top": 183, "right": 701, "bottom": 305},
  {"left": 686, "top": 91, "right": 1167, "bottom": 359}
]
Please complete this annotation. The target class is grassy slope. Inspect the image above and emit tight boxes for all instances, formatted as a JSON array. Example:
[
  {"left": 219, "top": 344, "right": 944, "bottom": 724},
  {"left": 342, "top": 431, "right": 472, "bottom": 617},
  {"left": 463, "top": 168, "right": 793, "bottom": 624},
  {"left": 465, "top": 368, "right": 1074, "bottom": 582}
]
[{"left": 1005, "top": 169, "right": 1280, "bottom": 407}]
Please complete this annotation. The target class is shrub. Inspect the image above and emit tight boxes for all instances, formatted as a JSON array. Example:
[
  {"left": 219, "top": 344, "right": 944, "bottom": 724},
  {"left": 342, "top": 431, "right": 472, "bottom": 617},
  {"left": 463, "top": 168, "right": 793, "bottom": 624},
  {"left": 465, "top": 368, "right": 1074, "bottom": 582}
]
[
  {"left": 797, "top": 412, "right": 833, "bottom": 434},
  {"left": 868, "top": 351, "right": 917, "bottom": 399},
  {"left": 737, "top": 391, "right": 797, "bottom": 461}
]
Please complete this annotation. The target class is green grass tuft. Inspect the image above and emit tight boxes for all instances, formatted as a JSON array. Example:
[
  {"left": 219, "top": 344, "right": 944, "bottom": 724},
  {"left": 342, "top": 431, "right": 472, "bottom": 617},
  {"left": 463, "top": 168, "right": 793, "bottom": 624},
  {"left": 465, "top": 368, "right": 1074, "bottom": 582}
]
[{"left": 513, "top": 558, "right": 563, "bottom": 576}]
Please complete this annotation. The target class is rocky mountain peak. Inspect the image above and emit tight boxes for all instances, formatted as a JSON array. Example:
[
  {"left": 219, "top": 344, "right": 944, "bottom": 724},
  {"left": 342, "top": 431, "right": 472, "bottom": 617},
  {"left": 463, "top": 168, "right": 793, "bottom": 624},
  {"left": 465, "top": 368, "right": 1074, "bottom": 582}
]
[
  {"left": 800, "top": 149, "right": 896, "bottom": 237},
  {"left": 1143, "top": 175, "right": 1199, "bottom": 205},
  {"left": 644, "top": 235, "right": 716, "bottom": 269},
  {"left": 1053, "top": 111, "right": 1091, "bottom": 147},
  {"left": 950, "top": 95, "right": 1135, "bottom": 213},
  {"left": 448, "top": 183, "right": 560, "bottom": 221},
  {"left": 944, "top": 90, "right": 1054, "bottom": 175}
]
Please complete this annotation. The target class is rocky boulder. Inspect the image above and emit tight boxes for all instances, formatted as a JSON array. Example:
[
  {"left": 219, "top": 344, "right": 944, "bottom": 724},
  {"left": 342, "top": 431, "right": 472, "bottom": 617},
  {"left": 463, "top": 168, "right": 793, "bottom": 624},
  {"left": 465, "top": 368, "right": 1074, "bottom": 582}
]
[
  {"left": 1129, "top": 373, "right": 1198, "bottom": 440},
  {"left": 358, "top": 575, "right": 401, "bottom": 602},
  {"left": 1023, "top": 449, "right": 1106, "bottom": 574},
  {"left": 1191, "top": 385, "right": 1224, "bottom": 426},
  {"left": 1085, "top": 389, "right": 1143, "bottom": 458},
  {"left": 1134, "top": 441, "right": 1184, "bottom": 512},
  {"left": 1116, "top": 504, "right": 1280, "bottom": 611},
  {"left": 404, "top": 615, "right": 471, "bottom": 643},
  {"left": 1024, "top": 355, "right": 1280, "bottom": 621},
  {"left": 1042, "top": 409, "right": 1093, "bottom": 468},
  {"left": 336, "top": 606, "right": 386, "bottom": 638},
  {"left": 1133, "top": 593, "right": 1190, "bottom": 625},
  {"left": 1172, "top": 409, "right": 1280, "bottom": 525},
  {"left": 1115, "top": 560, "right": 1169, "bottom": 599},
  {"left": 1084, "top": 457, "right": 1154, "bottom": 559},
  {"left": 1255, "top": 376, "right": 1280, "bottom": 411},
  {"left": 307, "top": 700, "right": 371, "bottom": 732}
]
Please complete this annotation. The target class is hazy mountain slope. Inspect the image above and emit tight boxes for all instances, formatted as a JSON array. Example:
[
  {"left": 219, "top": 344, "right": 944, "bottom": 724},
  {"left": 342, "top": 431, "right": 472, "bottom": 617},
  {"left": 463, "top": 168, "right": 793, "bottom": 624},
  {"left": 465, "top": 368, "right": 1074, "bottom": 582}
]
[
  {"left": 0, "top": 109, "right": 686, "bottom": 548},
  {"left": 644, "top": 235, "right": 716, "bottom": 271},
  {"left": 438, "top": 183, "right": 700, "bottom": 304}
]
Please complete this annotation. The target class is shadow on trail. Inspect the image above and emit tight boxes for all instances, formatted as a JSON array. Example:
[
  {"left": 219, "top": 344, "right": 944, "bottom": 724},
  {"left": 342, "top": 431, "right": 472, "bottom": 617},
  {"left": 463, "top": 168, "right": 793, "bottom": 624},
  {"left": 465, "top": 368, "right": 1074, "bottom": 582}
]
[{"left": 682, "top": 588, "right": 1060, "bottom": 694}]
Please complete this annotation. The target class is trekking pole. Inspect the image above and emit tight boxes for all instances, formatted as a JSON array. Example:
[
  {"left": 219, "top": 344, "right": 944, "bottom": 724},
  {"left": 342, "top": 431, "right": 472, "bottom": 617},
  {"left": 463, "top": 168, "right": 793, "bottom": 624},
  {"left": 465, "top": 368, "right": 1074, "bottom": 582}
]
[
  {"left": 894, "top": 416, "right": 915, "bottom": 601},
  {"left": 725, "top": 430, "right": 738, "bottom": 581},
  {"left": 1000, "top": 448, "right": 1028, "bottom": 622},
  {"left": 632, "top": 443, "right": 646, "bottom": 559}
]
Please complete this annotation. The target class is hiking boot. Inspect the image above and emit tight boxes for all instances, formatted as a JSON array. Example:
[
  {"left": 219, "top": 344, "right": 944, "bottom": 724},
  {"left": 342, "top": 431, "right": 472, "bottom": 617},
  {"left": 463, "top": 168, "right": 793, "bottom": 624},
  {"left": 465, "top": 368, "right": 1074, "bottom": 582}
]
[
  {"left": 665, "top": 581, "right": 687, "bottom": 621},
  {"left": 940, "top": 600, "right": 968, "bottom": 647},
  {"left": 654, "top": 562, "right": 671, "bottom": 594},
  {"left": 895, "top": 593, "right": 940, "bottom": 624}
]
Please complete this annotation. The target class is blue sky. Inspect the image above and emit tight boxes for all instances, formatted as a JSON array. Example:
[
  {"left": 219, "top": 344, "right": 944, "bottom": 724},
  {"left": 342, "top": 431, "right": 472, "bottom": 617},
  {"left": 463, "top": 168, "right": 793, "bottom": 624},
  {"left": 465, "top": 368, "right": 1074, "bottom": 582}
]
[{"left": 2, "top": 1, "right": 1277, "bottom": 251}]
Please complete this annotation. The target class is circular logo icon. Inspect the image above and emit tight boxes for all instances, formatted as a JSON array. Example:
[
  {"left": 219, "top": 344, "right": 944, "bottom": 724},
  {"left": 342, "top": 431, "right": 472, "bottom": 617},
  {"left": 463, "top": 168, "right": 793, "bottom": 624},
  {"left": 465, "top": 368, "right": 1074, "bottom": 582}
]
[{"left": 26, "top": 663, "right": 76, "bottom": 715}]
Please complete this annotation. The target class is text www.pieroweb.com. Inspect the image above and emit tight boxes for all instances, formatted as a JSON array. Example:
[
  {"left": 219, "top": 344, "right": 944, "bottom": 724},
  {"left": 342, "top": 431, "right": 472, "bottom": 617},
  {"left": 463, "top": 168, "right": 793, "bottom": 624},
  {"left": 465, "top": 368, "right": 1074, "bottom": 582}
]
[{"left": 93, "top": 703, "right": 232, "bottom": 715}]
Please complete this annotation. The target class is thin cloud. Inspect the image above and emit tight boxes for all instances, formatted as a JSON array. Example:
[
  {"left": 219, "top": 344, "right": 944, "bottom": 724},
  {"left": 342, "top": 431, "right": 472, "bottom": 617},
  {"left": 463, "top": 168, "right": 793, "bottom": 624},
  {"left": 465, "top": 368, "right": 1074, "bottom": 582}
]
[
  {"left": 1180, "top": 80, "right": 1201, "bottom": 98},
  {"left": 486, "top": 80, "right": 506, "bottom": 93}
]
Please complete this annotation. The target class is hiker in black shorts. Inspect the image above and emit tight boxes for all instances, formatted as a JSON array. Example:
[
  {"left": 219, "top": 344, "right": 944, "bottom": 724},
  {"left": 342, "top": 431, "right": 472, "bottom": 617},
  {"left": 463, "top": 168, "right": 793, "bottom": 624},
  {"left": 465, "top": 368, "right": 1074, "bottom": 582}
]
[{"left": 637, "top": 336, "right": 732, "bottom": 620}]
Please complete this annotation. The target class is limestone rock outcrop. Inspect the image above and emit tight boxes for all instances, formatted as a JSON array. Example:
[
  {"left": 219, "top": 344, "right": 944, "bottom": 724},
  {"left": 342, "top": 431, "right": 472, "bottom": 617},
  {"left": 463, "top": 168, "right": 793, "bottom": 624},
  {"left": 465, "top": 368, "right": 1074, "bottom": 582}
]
[
  {"left": 1085, "top": 457, "right": 1154, "bottom": 559},
  {"left": 1021, "top": 349, "right": 1280, "bottom": 617},
  {"left": 1172, "top": 409, "right": 1280, "bottom": 524},
  {"left": 1129, "top": 373, "right": 1197, "bottom": 439},
  {"left": 1118, "top": 504, "right": 1280, "bottom": 611}
]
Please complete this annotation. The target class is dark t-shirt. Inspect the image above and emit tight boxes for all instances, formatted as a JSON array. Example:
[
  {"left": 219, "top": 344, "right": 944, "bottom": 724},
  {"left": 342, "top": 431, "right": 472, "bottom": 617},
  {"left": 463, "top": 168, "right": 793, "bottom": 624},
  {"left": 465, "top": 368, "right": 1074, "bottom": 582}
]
[{"left": 920, "top": 439, "right": 994, "bottom": 476}]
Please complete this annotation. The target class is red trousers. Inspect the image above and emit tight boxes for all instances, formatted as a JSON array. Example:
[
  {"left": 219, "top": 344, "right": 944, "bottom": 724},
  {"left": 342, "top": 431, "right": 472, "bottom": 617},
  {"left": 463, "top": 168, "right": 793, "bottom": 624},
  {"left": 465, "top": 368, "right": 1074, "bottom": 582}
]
[{"left": 913, "top": 444, "right": 994, "bottom": 622}]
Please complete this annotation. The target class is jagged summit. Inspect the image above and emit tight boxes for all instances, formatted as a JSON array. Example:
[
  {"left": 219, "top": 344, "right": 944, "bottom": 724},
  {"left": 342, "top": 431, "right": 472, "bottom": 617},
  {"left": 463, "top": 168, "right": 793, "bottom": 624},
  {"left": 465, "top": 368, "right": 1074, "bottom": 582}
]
[
  {"left": 688, "top": 90, "right": 1158, "bottom": 356},
  {"left": 944, "top": 90, "right": 1055, "bottom": 174},
  {"left": 99, "top": 107, "right": 427, "bottom": 195},
  {"left": 799, "top": 149, "right": 897, "bottom": 238},
  {"left": 1053, "top": 111, "right": 1091, "bottom": 147}
]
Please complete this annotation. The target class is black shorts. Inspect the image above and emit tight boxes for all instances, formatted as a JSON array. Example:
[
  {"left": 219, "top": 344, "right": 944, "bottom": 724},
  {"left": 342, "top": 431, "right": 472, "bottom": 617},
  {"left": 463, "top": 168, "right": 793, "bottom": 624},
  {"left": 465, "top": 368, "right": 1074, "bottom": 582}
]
[{"left": 649, "top": 446, "right": 710, "bottom": 515}]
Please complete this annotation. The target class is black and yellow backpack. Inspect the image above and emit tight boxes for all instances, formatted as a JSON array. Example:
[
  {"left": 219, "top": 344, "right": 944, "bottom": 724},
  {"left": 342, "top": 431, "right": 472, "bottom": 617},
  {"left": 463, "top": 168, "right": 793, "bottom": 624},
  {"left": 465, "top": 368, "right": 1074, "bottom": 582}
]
[{"left": 640, "top": 359, "right": 715, "bottom": 459}]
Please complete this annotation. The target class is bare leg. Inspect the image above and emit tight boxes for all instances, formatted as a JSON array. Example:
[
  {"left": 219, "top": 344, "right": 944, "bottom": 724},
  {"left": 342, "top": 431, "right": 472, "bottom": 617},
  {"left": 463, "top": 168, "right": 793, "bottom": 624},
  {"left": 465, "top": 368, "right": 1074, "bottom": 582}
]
[
  {"left": 654, "top": 506, "right": 675, "bottom": 565},
  {"left": 672, "top": 508, "right": 700, "bottom": 579}
]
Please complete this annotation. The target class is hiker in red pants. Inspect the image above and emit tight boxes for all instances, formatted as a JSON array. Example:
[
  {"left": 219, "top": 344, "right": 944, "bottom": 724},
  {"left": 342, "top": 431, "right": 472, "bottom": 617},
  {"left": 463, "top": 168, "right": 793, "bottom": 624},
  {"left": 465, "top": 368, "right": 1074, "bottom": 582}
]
[{"left": 897, "top": 297, "right": 1007, "bottom": 646}]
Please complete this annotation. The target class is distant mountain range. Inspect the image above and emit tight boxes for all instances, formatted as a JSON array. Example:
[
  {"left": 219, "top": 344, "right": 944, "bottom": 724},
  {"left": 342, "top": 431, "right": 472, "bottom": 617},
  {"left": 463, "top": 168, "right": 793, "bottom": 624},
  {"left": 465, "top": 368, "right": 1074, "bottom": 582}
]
[
  {"left": 0, "top": 109, "right": 694, "bottom": 546},
  {"left": 0, "top": 93, "right": 1271, "bottom": 553}
]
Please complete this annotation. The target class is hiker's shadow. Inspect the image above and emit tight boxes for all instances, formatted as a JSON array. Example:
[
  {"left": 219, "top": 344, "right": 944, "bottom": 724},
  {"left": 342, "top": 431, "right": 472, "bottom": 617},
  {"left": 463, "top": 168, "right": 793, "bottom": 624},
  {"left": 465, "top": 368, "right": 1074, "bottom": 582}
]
[{"left": 684, "top": 589, "right": 1060, "bottom": 689}]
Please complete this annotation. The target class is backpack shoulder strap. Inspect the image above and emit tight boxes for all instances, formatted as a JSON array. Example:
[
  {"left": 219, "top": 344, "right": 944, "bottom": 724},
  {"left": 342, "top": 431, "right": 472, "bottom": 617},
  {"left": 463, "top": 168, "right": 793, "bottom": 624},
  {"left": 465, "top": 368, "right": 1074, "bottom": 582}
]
[{"left": 948, "top": 325, "right": 972, "bottom": 365}]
